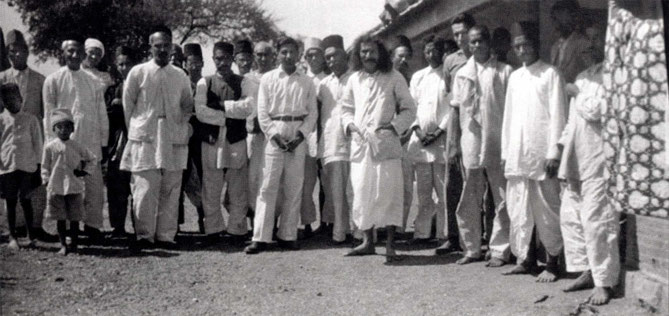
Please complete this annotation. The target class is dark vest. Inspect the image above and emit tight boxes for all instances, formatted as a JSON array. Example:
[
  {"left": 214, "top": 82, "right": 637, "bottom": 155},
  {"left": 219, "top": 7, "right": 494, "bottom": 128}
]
[{"left": 194, "top": 74, "right": 248, "bottom": 144}]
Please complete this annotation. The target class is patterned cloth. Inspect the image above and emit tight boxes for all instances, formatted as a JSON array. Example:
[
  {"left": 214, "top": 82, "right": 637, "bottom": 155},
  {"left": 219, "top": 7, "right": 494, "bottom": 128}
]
[{"left": 602, "top": 2, "right": 667, "bottom": 217}]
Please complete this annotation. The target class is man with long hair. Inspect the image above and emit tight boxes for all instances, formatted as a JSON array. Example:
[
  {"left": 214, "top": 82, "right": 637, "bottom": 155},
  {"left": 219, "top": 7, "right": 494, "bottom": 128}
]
[{"left": 341, "top": 36, "right": 416, "bottom": 261}]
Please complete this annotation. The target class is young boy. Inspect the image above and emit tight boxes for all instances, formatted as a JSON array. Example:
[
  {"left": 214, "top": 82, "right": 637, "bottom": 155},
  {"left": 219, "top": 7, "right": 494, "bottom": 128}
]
[
  {"left": 0, "top": 83, "right": 43, "bottom": 249},
  {"left": 42, "top": 108, "right": 94, "bottom": 255}
]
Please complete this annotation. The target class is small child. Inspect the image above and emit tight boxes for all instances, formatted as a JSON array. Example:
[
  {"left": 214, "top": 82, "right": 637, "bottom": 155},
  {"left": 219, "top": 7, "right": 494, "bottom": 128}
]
[
  {"left": 42, "top": 108, "right": 95, "bottom": 255},
  {"left": 0, "top": 83, "right": 43, "bottom": 249}
]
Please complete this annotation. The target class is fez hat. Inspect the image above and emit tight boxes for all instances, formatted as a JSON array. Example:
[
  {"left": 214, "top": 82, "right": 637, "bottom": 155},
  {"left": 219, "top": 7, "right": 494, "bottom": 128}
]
[
  {"left": 321, "top": 35, "right": 344, "bottom": 51},
  {"left": 303, "top": 37, "right": 323, "bottom": 53},
  {"left": 234, "top": 40, "right": 253, "bottom": 56},
  {"left": 5, "top": 30, "right": 27, "bottom": 48},
  {"left": 214, "top": 41, "right": 234, "bottom": 55},
  {"left": 183, "top": 43, "right": 202, "bottom": 58}
]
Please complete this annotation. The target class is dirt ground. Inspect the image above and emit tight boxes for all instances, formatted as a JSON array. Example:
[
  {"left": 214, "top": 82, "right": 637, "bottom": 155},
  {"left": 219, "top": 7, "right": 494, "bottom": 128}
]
[{"left": 0, "top": 191, "right": 654, "bottom": 315}]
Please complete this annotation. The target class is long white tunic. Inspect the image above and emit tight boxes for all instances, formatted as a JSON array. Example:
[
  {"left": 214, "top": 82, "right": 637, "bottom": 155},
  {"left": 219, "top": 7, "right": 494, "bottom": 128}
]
[
  {"left": 501, "top": 60, "right": 568, "bottom": 180},
  {"left": 305, "top": 70, "right": 326, "bottom": 157},
  {"left": 340, "top": 69, "right": 416, "bottom": 230},
  {"left": 406, "top": 65, "right": 449, "bottom": 163},
  {"left": 317, "top": 71, "right": 352, "bottom": 165},
  {"left": 43, "top": 67, "right": 109, "bottom": 160},
  {"left": 120, "top": 60, "right": 193, "bottom": 172}
]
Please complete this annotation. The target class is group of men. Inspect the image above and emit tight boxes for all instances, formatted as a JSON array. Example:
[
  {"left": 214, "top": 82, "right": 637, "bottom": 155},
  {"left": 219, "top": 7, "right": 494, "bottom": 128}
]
[{"left": 1, "top": 0, "right": 622, "bottom": 306}]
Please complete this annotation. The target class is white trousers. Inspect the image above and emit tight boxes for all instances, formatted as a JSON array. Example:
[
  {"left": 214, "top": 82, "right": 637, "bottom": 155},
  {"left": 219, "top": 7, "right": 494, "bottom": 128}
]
[
  {"left": 247, "top": 133, "right": 265, "bottom": 211},
  {"left": 561, "top": 177, "right": 620, "bottom": 287},
  {"left": 413, "top": 162, "right": 445, "bottom": 239},
  {"left": 131, "top": 169, "right": 182, "bottom": 242},
  {"left": 252, "top": 141, "right": 305, "bottom": 242},
  {"left": 83, "top": 163, "right": 105, "bottom": 229},
  {"left": 300, "top": 155, "right": 319, "bottom": 225},
  {"left": 201, "top": 143, "right": 249, "bottom": 236},
  {"left": 506, "top": 177, "right": 562, "bottom": 263},
  {"left": 456, "top": 166, "right": 511, "bottom": 260},
  {"left": 401, "top": 158, "right": 414, "bottom": 232},
  {"left": 321, "top": 161, "right": 351, "bottom": 241}
]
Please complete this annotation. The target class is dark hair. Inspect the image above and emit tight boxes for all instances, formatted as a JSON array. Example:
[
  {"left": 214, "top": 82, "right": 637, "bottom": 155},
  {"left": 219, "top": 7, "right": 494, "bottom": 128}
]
[
  {"left": 451, "top": 13, "right": 475, "bottom": 29},
  {"left": 512, "top": 21, "right": 540, "bottom": 51},
  {"left": 492, "top": 27, "right": 511, "bottom": 45},
  {"left": 275, "top": 36, "right": 299, "bottom": 52},
  {"left": 423, "top": 35, "right": 447, "bottom": 56},
  {"left": 443, "top": 39, "right": 458, "bottom": 55},
  {"left": 349, "top": 35, "right": 392, "bottom": 73},
  {"left": 0, "top": 82, "right": 21, "bottom": 104},
  {"left": 551, "top": 0, "right": 581, "bottom": 15},
  {"left": 150, "top": 25, "right": 172, "bottom": 41},
  {"left": 469, "top": 25, "right": 491, "bottom": 44}
]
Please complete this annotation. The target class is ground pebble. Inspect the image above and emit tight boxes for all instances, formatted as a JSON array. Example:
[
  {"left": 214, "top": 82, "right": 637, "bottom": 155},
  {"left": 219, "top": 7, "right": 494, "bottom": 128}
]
[{"left": 54, "top": 277, "right": 64, "bottom": 282}]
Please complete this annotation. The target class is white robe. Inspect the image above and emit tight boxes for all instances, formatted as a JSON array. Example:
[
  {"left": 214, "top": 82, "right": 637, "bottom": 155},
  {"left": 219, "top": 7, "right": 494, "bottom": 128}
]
[{"left": 340, "top": 69, "right": 416, "bottom": 230}]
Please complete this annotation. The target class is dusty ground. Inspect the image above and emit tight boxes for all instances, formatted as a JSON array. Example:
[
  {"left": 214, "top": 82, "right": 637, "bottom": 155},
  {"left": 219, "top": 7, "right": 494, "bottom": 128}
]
[{"left": 0, "top": 189, "right": 654, "bottom": 315}]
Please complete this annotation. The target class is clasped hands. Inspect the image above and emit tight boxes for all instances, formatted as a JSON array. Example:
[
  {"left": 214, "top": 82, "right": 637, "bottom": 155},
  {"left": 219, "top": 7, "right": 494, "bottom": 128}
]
[
  {"left": 271, "top": 131, "right": 305, "bottom": 152},
  {"left": 412, "top": 126, "right": 444, "bottom": 147}
]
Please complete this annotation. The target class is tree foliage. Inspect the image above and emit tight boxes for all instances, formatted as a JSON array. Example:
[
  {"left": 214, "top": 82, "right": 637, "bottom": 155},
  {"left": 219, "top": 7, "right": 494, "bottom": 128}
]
[{"left": 5, "top": 0, "right": 281, "bottom": 62}]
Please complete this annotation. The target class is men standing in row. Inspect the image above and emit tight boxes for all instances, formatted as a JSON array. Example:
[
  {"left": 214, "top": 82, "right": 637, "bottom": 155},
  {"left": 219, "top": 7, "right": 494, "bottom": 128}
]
[
  {"left": 0, "top": 29, "right": 52, "bottom": 241},
  {"left": 121, "top": 30, "right": 193, "bottom": 249},
  {"left": 435, "top": 13, "right": 474, "bottom": 255},
  {"left": 245, "top": 36, "right": 317, "bottom": 254},
  {"left": 341, "top": 36, "right": 416, "bottom": 261},
  {"left": 406, "top": 35, "right": 449, "bottom": 243},
  {"left": 195, "top": 41, "right": 254, "bottom": 242},
  {"left": 43, "top": 38, "right": 108, "bottom": 241},
  {"left": 317, "top": 35, "right": 352, "bottom": 243},
  {"left": 451, "top": 26, "right": 512, "bottom": 266},
  {"left": 501, "top": 22, "right": 567, "bottom": 282}
]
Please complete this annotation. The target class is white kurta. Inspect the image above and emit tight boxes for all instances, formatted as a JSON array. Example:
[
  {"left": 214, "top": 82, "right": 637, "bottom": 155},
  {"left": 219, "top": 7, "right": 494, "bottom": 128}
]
[
  {"left": 317, "top": 71, "right": 352, "bottom": 165},
  {"left": 558, "top": 63, "right": 620, "bottom": 287},
  {"left": 502, "top": 60, "right": 568, "bottom": 262},
  {"left": 406, "top": 65, "right": 448, "bottom": 163},
  {"left": 340, "top": 69, "right": 416, "bottom": 230}
]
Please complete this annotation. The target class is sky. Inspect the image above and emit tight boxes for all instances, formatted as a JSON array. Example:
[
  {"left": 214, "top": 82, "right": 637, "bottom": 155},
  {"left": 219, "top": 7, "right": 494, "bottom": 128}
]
[{"left": 0, "top": 0, "right": 385, "bottom": 76}]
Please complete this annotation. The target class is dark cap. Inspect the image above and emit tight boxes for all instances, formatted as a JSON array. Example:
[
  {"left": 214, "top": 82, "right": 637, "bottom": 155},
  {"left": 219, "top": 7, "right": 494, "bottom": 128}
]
[
  {"left": 321, "top": 34, "right": 344, "bottom": 50},
  {"left": 5, "top": 29, "right": 27, "bottom": 48},
  {"left": 183, "top": 43, "right": 202, "bottom": 58},
  {"left": 214, "top": 41, "right": 234, "bottom": 55},
  {"left": 234, "top": 40, "right": 253, "bottom": 56},
  {"left": 391, "top": 35, "right": 412, "bottom": 54}
]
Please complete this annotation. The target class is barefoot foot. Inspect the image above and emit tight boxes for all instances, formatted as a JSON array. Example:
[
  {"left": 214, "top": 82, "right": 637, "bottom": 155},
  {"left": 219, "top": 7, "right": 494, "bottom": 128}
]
[
  {"left": 7, "top": 238, "right": 20, "bottom": 250},
  {"left": 57, "top": 246, "right": 67, "bottom": 256},
  {"left": 502, "top": 264, "right": 531, "bottom": 275},
  {"left": 486, "top": 257, "right": 507, "bottom": 268},
  {"left": 536, "top": 268, "right": 559, "bottom": 283},
  {"left": 563, "top": 271, "right": 594, "bottom": 292},
  {"left": 456, "top": 256, "right": 482, "bottom": 265},
  {"left": 589, "top": 287, "right": 611, "bottom": 305}
]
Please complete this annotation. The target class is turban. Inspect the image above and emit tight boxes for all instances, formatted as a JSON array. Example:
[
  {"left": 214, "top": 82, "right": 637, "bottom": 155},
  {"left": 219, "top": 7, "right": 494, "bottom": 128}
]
[
  {"left": 321, "top": 35, "right": 344, "bottom": 51},
  {"left": 214, "top": 41, "right": 234, "bottom": 55},
  {"left": 303, "top": 37, "right": 323, "bottom": 53},
  {"left": 85, "top": 38, "right": 105, "bottom": 58},
  {"left": 50, "top": 108, "right": 74, "bottom": 129},
  {"left": 5, "top": 30, "right": 27, "bottom": 49},
  {"left": 183, "top": 43, "right": 202, "bottom": 59},
  {"left": 234, "top": 40, "right": 253, "bottom": 56},
  {"left": 391, "top": 35, "right": 412, "bottom": 54}
]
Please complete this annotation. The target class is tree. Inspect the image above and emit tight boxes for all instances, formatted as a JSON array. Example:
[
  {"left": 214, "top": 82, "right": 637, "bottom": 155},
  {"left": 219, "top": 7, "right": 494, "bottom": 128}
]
[{"left": 5, "top": 0, "right": 281, "bottom": 62}]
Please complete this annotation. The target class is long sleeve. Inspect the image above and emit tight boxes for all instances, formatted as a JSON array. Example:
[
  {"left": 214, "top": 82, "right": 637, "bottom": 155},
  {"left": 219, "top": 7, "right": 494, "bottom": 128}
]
[
  {"left": 40, "top": 147, "right": 51, "bottom": 185},
  {"left": 42, "top": 75, "right": 57, "bottom": 139},
  {"left": 256, "top": 76, "right": 277, "bottom": 138},
  {"left": 546, "top": 71, "right": 568, "bottom": 160},
  {"left": 339, "top": 77, "right": 355, "bottom": 132},
  {"left": 298, "top": 80, "right": 318, "bottom": 137},
  {"left": 223, "top": 77, "right": 255, "bottom": 120},
  {"left": 97, "top": 88, "right": 109, "bottom": 148},
  {"left": 501, "top": 80, "right": 513, "bottom": 161},
  {"left": 409, "top": 74, "right": 421, "bottom": 129},
  {"left": 179, "top": 76, "right": 194, "bottom": 121},
  {"left": 194, "top": 78, "right": 226, "bottom": 126},
  {"left": 31, "top": 117, "right": 44, "bottom": 163},
  {"left": 390, "top": 74, "right": 416, "bottom": 136},
  {"left": 122, "top": 68, "right": 139, "bottom": 129}
]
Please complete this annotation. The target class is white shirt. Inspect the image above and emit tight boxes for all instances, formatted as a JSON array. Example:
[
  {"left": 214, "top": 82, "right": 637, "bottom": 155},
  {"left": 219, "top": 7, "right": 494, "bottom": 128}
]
[
  {"left": 317, "top": 70, "right": 352, "bottom": 163},
  {"left": 406, "top": 65, "right": 449, "bottom": 163},
  {"left": 501, "top": 60, "right": 567, "bottom": 180}
]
